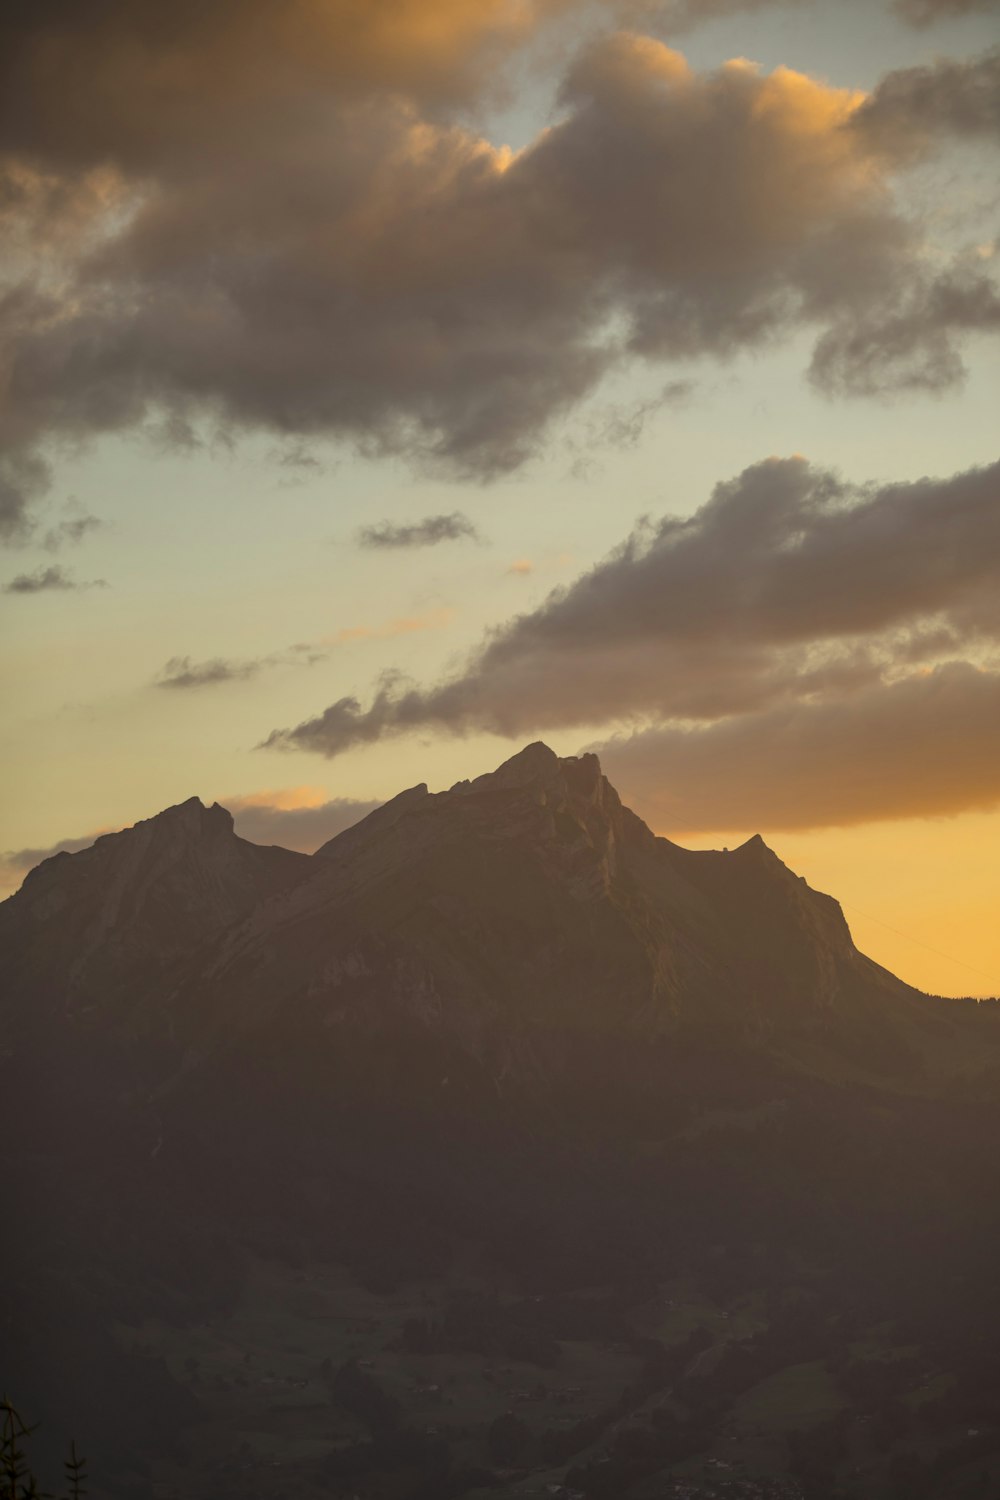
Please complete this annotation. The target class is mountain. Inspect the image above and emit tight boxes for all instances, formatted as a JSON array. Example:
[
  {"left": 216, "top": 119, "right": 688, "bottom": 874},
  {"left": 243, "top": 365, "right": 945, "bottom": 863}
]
[
  {"left": 5, "top": 740, "right": 971, "bottom": 1090},
  {"left": 3, "top": 746, "right": 999, "bottom": 1500},
  {"left": 0, "top": 796, "right": 311, "bottom": 1027}
]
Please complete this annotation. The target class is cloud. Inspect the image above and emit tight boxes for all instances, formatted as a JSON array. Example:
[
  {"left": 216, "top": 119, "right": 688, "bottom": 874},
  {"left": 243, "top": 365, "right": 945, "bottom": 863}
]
[
  {"left": 155, "top": 641, "right": 329, "bottom": 689},
  {"left": 633, "top": 0, "right": 803, "bottom": 33},
  {"left": 572, "top": 380, "right": 697, "bottom": 471},
  {"left": 154, "top": 610, "right": 454, "bottom": 690},
  {"left": 891, "top": 0, "right": 1000, "bottom": 25},
  {"left": 224, "top": 789, "right": 383, "bottom": 851},
  {"left": 596, "top": 662, "right": 1000, "bottom": 831},
  {"left": 1, "top": 10, "right": 997, "bottom": 530},
  {"left": 852, "top": 48, "right": 1000, "bottom": 155},
  {"left": 0, "top": 452, "right": 53, "bottom": 543},
  {"left": 3, "top": 564, "right": 107, "bottom": 593},
  {"left": 264, "top": 454, "right": 1000, "bottom": 758},
  {"left": 42, "top": 511, "right": 104, "bottom": 551},
  {"left": 357, "top": 513, "right": 480, "bottom": 549},
  {"left": 0, "top": 1, "right": 568, "bottom": 165},
  {"left": 265, "top": 451, "right": 1000, "bottom": 835},
  {"left": 810, "top": 262, "right": 1000, "bottom": 397},
  {"left": 330, "top": 610, "right": 458, "bottom": 642},
  {"left": 156, "top": 655, "right": 263, "bottom": 689},
  {"left": 320, "top": 609, "right": 456, "bottom": 645}
]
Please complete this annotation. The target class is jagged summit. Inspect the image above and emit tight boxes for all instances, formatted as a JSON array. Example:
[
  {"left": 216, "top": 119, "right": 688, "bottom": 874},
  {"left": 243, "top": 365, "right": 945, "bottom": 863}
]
[
  {"left": 110, "top": 794, "right": 237, "bottom": 848},
  {"left": 95, "top": 738, "right": 920, "bottom": 1066},
  {"left": 1, "top": 740, "right": 926, "bottom": 1065},
  {"left": 155, "top": 795, "right": 235, "bottom": 831},
  {"left": 455, "top": 742, "right": 608, "bottom": 803}
]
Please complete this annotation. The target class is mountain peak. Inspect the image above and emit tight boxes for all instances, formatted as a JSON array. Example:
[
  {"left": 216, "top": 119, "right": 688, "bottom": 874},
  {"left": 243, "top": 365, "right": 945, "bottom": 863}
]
[
  {"left": 146, "top": 796, "right": 235, "bottom": 840},
  {"left": 153, "top": 798, "right": 235, "bottom": 834},
  {"left": 479, "top": 740, "right": 562, "bottom": 789},
  {"left": 734, "top": 832, "right": 775, "bottom": 858},
  {"left": 1, "top": 792, "right": 311, "bottom": 1009}
]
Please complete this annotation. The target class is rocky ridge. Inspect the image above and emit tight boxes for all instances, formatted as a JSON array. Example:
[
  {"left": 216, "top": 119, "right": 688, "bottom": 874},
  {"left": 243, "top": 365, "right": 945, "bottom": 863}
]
[{"left": 0, "top": 742, "right": 941, "bottom": 1090}]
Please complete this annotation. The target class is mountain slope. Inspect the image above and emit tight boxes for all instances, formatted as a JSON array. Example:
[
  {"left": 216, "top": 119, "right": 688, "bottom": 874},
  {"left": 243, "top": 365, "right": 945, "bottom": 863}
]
[
  {"left": 2, "top": 745, "right": 991, "bottom": 1094},
  {"left": 0, "top": 796, "right": 312, "bottom": 1026},
  {"left": 3, "top": 745, "right": 999, "bottom": 1500},
  {"left": 134, "top": 743, "right": 962, "bottom": 1096}
]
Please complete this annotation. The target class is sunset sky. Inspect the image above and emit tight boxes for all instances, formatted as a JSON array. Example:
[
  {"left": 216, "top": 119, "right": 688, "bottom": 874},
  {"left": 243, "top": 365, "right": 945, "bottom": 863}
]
[{"left": 2, "top": 0, "right": 998, "bottom": 996}]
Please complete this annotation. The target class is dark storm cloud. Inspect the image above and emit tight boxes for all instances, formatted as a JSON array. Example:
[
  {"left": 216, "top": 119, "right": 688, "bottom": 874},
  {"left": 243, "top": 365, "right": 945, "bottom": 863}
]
[
  {"left": 357, "top": 513, "right": 481, "bottom": 549},
  {"left": 264, "top": 455, "right": 1000, "bottom": 760},
  {"left": 3, "top": 564, "right": 107, "bottom": 593},
  {"left": 1, "top": 6, "right": 998, "bottom": 533},
  {"left": 596, "top": 663, "right": 1000, "bottom": 831}
]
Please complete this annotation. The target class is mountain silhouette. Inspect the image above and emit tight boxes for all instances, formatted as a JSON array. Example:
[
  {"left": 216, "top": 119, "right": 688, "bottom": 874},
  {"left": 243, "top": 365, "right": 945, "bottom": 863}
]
[
  {"left": 2, "top": 745, "right": 998, "bottom": 1499},
  {"left": 2, "top": 742, "right": 981, "bottom": 1086}
]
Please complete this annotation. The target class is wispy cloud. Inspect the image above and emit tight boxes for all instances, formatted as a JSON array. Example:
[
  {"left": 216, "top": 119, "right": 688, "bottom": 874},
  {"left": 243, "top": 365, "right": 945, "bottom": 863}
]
[
  {"left": 318, "top": 608, "right": 456, "bottom": 646},
  {"left": 42, "top": 511, "right": 103, "bottom": 552},
  {"left": 156, "top": 610, "right": 454, "bottom": 690},
  {"left": 3, "top": 565, "right": 107, "bottom": 594},
  {"left": 156, "top": 656, "right": 264, "bottom": 689},
  {"left": 357, "top": 513, "right": 480, "bottom": 550}
]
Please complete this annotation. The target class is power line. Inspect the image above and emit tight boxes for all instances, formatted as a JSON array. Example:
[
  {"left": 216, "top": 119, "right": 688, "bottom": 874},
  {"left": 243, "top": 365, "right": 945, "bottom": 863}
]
[{"left": 841, "top": 899, "right": 997, "bottom": 989}]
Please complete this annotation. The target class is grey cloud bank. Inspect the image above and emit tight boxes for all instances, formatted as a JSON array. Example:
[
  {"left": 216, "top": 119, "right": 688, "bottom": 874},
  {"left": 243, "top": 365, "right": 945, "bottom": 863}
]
[
  {"left": 1, "top": 4, "right": 998, "bottom": 535},
  {"left": 265, "top": 453, "right": 1000, "bottom": 827},
  {"left": 596, "top": 662, "right": 1000, "bottom": 831}
]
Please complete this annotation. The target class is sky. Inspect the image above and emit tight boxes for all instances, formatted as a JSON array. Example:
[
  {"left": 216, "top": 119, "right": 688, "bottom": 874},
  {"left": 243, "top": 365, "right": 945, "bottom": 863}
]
[{"left": 1, "top": 0, "right": 998, "bottom": 997}]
